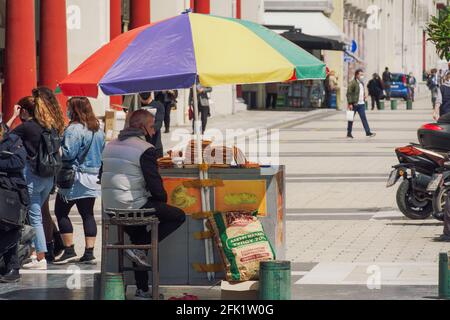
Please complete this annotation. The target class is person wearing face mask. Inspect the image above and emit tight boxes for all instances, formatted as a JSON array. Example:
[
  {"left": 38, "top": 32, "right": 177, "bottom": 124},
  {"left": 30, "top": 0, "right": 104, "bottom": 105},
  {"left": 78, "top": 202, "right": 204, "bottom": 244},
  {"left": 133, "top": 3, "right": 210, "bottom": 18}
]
[
  {"left": 52, "top": 97, "right": 105, "bottom": 264},
  {"left": 346, "top": 69, "right": 376, "bottom": 139},
  {"left": 433, "top": 71, "right": 450, "bottom": 121},
  {"left": 101, "top": 109, "right": 186, "bottom": 299}
]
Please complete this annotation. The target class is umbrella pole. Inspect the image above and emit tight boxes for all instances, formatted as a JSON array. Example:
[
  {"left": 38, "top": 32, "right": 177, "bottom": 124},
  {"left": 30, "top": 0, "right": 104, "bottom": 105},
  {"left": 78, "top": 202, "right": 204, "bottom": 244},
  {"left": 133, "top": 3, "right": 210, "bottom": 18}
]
[{"left": 192, "top": 83, "right": 215, "bottom": 281}]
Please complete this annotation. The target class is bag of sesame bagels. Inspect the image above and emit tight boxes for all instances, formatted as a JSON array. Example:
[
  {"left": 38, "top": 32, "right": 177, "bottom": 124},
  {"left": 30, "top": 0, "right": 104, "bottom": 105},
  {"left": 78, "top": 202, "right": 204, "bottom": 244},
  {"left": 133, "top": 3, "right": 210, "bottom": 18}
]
[{"left": 208, "top": 210, "right": 275, "bottom": 282}]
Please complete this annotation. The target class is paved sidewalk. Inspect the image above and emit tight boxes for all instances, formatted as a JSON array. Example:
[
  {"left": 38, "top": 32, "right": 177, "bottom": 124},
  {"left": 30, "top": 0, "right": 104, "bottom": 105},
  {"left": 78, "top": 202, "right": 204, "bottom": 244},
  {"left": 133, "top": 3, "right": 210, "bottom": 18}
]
[{"left": 282, "top": 96, "right": 447, "bottom": 299}]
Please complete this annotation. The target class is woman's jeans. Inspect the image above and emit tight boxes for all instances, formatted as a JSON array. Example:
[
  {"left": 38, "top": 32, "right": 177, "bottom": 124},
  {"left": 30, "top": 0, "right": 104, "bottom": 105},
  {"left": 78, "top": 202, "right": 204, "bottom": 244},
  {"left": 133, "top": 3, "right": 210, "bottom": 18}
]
[
  {"left": 347, "top": 104, "right": 372, "bottom": 136},
  {"left": 24, "top": 167, "right": 54, "bottom": 253}
]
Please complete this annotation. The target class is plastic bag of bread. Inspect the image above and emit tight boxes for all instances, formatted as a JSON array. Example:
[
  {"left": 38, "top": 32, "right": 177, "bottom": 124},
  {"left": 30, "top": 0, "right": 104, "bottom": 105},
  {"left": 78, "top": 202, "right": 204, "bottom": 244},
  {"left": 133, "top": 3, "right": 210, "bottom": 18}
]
[{"left": 208, "top": 210, "right": 275, "bottom": 282}]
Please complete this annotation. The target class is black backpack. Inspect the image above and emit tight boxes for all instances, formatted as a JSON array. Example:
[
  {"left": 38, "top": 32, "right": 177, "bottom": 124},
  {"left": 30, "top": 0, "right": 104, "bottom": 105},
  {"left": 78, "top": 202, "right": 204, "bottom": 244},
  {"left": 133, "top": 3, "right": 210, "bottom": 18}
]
[{"left": 34, "top": 128, "right": 62, "bottom": 178}]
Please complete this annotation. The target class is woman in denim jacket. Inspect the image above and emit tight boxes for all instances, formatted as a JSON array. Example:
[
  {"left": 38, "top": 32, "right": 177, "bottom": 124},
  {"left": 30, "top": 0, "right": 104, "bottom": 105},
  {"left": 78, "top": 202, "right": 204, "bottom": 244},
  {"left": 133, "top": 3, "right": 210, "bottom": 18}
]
[{"left": 54, "top": 97, "right": 105, "bottom": 265}]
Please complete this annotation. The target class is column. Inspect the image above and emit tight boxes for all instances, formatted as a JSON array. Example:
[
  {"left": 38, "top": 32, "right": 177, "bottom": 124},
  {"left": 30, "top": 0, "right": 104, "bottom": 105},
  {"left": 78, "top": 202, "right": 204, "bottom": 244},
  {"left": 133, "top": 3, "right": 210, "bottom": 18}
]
[
  {"left": 130, "top": 0, "right": 151, "bottom": 29},
  {"left": 4, "top": 0, "right": 37, "bottom": 122},
  {"left": 190, "top": 0, "right": 195, "bottom": 10},
  {"left": 236, "top": 0, "right": 241, "bottom": 19},
  {"left": 194, "top": 0, "right": 210, "bottom": 14},
  {"left": 39, "top": 0, "right": 68, "bottom": 114},
  {"left": 110, "top": 0, "right": 123, "bottom": 106}
]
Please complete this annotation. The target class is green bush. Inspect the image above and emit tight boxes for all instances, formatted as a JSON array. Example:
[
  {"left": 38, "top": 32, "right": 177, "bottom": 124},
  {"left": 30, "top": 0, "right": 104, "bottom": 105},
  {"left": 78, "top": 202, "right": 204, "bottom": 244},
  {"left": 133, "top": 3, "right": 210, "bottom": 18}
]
[{"left": 426, "top": 6, "right": 450, "bottom": 61}]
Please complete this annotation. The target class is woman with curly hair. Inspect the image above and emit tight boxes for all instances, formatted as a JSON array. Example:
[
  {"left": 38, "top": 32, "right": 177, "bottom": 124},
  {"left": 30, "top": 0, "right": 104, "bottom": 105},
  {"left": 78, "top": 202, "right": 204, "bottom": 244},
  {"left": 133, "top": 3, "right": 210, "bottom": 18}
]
[{"left": 11, "top": 87, "right": 64, "bottom": 270}]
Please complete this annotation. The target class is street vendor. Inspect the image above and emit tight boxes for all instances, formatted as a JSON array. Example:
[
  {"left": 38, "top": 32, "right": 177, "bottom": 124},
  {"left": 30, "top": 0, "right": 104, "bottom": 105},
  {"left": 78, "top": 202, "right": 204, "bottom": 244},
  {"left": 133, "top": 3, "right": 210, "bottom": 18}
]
[
  {"left": 101, "top": 109, "right": 186, "bottom": 299},
  {"left": 139, "top": 92, "right": 165, "bottom": 158}
]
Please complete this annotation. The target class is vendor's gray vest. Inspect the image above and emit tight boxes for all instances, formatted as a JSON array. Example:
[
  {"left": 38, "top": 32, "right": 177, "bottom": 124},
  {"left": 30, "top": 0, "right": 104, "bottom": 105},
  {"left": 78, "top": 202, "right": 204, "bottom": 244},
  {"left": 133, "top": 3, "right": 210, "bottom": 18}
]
[{"left": 101, "top": 136, "right": 153, "bottom": 209}]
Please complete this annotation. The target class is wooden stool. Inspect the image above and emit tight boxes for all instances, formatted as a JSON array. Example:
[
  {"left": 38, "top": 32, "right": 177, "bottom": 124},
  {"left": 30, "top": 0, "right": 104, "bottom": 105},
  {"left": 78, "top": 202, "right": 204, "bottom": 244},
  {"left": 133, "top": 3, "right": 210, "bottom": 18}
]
[{"left": 101, "top": 208, "right": 160, "bottom": 300}]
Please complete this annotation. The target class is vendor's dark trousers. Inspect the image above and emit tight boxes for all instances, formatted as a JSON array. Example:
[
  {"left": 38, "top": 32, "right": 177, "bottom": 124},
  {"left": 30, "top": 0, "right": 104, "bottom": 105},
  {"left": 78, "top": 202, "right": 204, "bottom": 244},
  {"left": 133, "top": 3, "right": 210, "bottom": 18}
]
[
  {"left": 164, "top": 103, "right": 172, "bottom": 131},
  {"left": 54, "top": 194, "right": 97, "bottom": 238},
  {"left": 0, "top": 227, "right": 21, "bottom": 271},
  {"left": 371, "top": 95, "right": 381, "bottom": 110},
  {"left": 124, "top": 201, "right": 186, "bottom": 292},
  {"left": 266, "top": 93, "right": 277, "bottom": 109},
  {"left": 347, "top": 104, "right": 372, "bottom": 136}
]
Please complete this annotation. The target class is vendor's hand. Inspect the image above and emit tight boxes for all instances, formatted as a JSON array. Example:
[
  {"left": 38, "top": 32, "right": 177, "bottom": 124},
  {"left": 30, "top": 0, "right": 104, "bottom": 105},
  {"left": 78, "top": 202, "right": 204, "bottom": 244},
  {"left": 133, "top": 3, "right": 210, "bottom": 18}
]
[{"left": 347, "top": 104, "right": 353, "bottom": 111}]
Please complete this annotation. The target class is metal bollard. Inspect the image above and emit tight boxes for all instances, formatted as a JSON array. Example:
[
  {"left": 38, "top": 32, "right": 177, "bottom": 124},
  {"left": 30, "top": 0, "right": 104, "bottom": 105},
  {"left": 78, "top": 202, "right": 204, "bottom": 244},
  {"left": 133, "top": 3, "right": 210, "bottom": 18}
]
[
  {"left": 102, "top": 272, "right": 126, "bottom": 300},
  {"left": 364, "top": 101, "right": 368, "bottom": 110},
  {"left": 406, "top": 100, "right": 413, "bottom": 110},
  {"left": 391, "top": 100, "right": 398, "bottom": 110},
  {"left": 259, "top": 261, "right": 291, "bottom": 300},
  {"left": 439, "top": 252, "right": 450, "bottom": 299},
  {"left": 380, "top": 101, "right": 385, "bottom": 110}
]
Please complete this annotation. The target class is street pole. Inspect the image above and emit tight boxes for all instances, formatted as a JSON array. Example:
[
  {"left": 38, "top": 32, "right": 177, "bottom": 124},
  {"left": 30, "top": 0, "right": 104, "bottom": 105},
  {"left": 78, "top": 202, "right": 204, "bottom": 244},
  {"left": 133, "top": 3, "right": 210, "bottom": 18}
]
[{"left": 402, "top": 0, "right": 405, "bottom": 72}]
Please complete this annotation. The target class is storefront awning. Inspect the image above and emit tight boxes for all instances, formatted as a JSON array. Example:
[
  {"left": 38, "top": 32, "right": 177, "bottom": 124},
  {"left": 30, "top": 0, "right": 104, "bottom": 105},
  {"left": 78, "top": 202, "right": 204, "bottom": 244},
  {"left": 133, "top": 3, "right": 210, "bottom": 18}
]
[
  {"left": 263, "top": 11, "right": 347, "bottom": 43},
  {"left": 280, "top": 30, "right": 346, "bottom": 51}
]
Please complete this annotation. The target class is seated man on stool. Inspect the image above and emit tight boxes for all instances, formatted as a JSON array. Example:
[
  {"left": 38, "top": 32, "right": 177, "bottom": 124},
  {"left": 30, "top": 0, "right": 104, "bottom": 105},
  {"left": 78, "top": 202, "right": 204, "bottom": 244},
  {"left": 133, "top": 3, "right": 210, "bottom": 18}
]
[{"left": 101, "top": 109, "right": 186, "bottom": 299}]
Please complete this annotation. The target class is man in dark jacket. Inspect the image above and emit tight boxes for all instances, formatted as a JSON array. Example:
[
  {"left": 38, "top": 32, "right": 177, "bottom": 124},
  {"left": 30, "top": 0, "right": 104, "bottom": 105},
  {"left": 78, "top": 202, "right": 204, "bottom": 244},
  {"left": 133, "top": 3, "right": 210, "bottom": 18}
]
[
  {"left": 382, "top": 67, "right": 392, "bottom": 100},
  {"left": 139, "top": 92, "right": 165, "bottom": 158},
  {"left": 189, "top": 84, "right": 212, "bottom": 134},
  {"left": 0, "top": 129, "right": 29, "bottom": 283},
  {"left": 367, "top": 73, "right": 384, "bottom": 110},
  {"left": 101, "top": 109, "right": 186, "bottom": 299},
  {"left": 346, "top": 69, "right": 376, "bottom": 139}
]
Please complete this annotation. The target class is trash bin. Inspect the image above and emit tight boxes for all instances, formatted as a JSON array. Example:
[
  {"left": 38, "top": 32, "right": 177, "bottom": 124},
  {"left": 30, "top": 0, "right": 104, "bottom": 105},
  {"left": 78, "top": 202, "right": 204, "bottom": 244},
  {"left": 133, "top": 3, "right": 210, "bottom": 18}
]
[
  {"left": 391, "top": 100, "right": 398, "bottom": 110},
  {"left": 406, "top": 100, "right": 413, "bottom": 110}
]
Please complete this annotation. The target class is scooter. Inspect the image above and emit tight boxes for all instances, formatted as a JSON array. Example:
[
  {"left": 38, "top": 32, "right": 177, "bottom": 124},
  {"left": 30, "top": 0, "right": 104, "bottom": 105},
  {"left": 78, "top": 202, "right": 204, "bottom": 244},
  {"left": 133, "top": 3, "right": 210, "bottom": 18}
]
[
  {"left": 387, "top": 144, "right": 447, "bottom": 219},
  {"left": 424, "top": 159, "right": 450, "bottom": 222}
]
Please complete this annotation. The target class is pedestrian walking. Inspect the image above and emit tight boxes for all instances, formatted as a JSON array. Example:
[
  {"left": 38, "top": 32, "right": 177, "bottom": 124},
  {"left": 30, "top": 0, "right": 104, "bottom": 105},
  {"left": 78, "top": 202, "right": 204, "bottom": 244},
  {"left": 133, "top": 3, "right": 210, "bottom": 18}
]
[
  {"left": 346, "top": 69, "right": 376, "bottom": 139},
  {"left": 140, "top": 92, "right": 165, "bottom": 158},
  {"left": 159, "top": 90, "right": 178, "bottom": 133},
  {"left": 0, "top": 121, "right": 29, "bottom": 283},
  {"left": 101, "top": 109, "right": 185, "bottom": 299},
  {"left": 265, "top": 83, "right": 278, "bottom": 109},
  {"left": 382, "top": 67, "right": 392, "bottom": 100},
  {"left": 408, "top": 72, "right": 417, "bottom": 102},
  {"left": 428, "top": 69, "right": 440, "bottom": 109},
  {"left": 189, "top": 84, "right": 212, "bottom": 134},
  {"left": 53, "top": 97, "right": 105, "bottom": 265},
  {"left": 13, "top": 88, "right": 65, "bottom": 270},
  {"left": 367, "top": 73, "right": 384, "bottom": 110},
  {"left": 433, "top": 71, "right": 450, "bottom": 120}
]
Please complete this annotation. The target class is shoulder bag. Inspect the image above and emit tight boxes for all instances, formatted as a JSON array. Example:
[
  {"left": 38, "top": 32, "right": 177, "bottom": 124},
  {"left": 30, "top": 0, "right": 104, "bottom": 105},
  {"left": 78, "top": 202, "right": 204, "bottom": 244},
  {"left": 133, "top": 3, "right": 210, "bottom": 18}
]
[{"left": 56, "top": 131, "right": 94, "bottom": 189}]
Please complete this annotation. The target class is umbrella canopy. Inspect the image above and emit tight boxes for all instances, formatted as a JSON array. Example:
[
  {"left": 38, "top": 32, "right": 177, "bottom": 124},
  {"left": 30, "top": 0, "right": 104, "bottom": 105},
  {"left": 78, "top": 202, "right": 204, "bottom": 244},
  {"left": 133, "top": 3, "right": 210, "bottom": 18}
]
[{"left": 60, "top": 13, "right": 326, "bottom": 97}]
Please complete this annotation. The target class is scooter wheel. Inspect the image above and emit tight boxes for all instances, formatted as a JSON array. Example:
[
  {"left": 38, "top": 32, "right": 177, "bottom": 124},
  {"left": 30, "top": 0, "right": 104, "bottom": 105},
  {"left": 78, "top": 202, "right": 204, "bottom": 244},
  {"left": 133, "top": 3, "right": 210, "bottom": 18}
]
[
  {"left": 396, "top": 180, "right": 433, "bottom": 219},
  {"left": 432, "top": 186, "right": 447, "bottom": 222}
]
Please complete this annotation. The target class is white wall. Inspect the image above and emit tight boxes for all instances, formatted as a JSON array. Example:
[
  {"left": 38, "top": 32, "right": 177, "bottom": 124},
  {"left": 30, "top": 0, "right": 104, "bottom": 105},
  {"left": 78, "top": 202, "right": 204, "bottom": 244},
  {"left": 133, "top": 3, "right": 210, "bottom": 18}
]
[{"left": 66, "top": 0, "right": 110, "bottom": 115}]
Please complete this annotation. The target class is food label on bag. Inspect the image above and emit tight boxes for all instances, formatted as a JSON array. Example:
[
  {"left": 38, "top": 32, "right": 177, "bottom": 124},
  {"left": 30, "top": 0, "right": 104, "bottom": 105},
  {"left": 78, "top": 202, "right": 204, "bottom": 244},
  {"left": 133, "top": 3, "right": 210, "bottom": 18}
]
[{"left": 208, "top": 211, "right": 275, "bottom": 281}]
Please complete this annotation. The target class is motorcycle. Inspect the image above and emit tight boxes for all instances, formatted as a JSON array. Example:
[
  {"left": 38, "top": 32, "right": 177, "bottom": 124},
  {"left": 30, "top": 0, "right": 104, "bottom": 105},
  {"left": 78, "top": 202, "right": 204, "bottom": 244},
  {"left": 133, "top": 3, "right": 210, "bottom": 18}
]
[{"left": 387, "top": 144, "right": 447, "bottom": 219}]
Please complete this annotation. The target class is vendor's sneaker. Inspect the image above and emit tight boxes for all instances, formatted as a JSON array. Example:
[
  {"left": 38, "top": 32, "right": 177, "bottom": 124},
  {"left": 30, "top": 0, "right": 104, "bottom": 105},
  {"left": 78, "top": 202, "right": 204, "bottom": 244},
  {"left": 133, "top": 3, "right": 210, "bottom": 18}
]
[
  {"left": 135, "top": 289, "right": 164, "bottom": 300},
  {"left": 125, "top": 249, "right": 151, "bottom": 268},
  {"left": 53, "top": 246, "right": 78, "bottom": 265},
  {"left": 135, "top": 289, "right": 152, "bottom": 300},
  {"left": 22, "top": 258, "right": 47, "bottom": 270}
]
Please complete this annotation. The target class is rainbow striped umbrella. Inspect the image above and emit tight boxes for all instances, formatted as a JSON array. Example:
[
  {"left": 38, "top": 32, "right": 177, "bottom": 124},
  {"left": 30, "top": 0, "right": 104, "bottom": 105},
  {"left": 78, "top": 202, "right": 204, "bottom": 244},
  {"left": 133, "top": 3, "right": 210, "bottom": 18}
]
[{"left": 60, "top": 12, "right": 326, "bottom": 97}]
